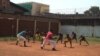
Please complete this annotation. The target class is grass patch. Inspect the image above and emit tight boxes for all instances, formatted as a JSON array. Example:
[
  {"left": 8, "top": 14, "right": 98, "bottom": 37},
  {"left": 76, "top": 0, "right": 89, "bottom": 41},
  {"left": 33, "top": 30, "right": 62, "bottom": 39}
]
[
  {"left": 0, "top": 37, "right": 16, "bottom": 41},
  {"left": 87, "top": 37, "right": 100, "bottom": 44}
]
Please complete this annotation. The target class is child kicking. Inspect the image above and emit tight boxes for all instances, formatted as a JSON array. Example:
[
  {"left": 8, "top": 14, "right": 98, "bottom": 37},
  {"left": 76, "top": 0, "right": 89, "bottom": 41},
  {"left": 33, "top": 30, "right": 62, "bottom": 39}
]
[{"left": 41, "top": 30, "right": 56, "bottom": 51}]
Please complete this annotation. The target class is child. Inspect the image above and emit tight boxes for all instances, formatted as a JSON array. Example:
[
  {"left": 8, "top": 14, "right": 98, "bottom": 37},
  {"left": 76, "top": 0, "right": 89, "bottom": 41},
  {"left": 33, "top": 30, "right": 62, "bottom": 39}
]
[
  {"left": 72, "top": 32, "right": 77, "bottom": 42},
  {"left": 16, "top": 30, "right": 28, "bottom": 47},
  {"left": 41, "top": 32, "right": 46, "bottom": 44},
  {"left": 57, "top": 33, "right": 63, "bottom": 44},
  {"left": 35, "top": 31, "right": 41, "bottom": 40},
  {"left": 79, "top": 35, "right": 89, "bottom": 45},
  {"left": 64, "top": 34, "right": 72, "bottom": 48},
  {"left": 41, "top": 30, "right": 56, "bottom": 51},
  {"left": 26, "top": 31, "right": 31, "bottom": 42}
]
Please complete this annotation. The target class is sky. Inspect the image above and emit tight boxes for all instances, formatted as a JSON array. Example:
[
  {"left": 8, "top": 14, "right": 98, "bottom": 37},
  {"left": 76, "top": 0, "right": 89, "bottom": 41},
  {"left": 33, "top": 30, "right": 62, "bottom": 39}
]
[{"left": 10, "top": 0, "right": 100, "bottom": 14}]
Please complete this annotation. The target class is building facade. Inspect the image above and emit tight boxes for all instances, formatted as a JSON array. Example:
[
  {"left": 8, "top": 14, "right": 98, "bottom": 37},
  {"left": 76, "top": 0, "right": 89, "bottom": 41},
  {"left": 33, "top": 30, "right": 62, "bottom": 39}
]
[
  {"left": 1, "top": 0, "right": 100, "bottom": 37},
  {"left": 59, "top": 15, "right": 100, "bottom": 37},
  {"left": 19, "top": 2, "right": 49, "bottom": 15},
  {"left": 43, "top": 13, "right": 100, "bottom": 37},
  {"left": 0, "top": 0, "right": 59, "bottom": 36},
  {"left": 0, "top": 13, "right": 59, "bottom": 36}
]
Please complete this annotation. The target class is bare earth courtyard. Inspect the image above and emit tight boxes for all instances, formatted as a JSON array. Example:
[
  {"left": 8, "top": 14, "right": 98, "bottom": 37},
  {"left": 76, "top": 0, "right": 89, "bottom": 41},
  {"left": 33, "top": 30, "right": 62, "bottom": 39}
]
[{"left": 0, "top": 41, "right": 100, "bottom": 56}]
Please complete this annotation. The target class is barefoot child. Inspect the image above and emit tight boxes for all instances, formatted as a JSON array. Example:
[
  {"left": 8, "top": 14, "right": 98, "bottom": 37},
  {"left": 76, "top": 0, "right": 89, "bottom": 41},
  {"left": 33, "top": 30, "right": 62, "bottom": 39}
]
[
  {"left": 41, "top": 32, "right": 46, "bottom": 44},
  {"left": 16, "top": 30, "right": 28, "bottom": 47},
  {"left": 64, "top": 34, "right": 72, "bottom": 48},
  {"left": 57, "top": 33, "right": 63, "bottom": 44},
  {"left": 72, "top": 32, "right": 77, "bottom": 42},
  {"left": 79, "top": 35, "right": 89, "bottom": 45},
  {"left": 41, "top": 30, "right": 56, "bottom": 51}
]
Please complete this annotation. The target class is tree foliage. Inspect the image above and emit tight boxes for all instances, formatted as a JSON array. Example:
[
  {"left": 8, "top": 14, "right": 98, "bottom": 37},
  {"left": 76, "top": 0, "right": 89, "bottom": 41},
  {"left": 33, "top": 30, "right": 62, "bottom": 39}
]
[{"left": 84, "top": 6, "right": 100, "bottom": 16}]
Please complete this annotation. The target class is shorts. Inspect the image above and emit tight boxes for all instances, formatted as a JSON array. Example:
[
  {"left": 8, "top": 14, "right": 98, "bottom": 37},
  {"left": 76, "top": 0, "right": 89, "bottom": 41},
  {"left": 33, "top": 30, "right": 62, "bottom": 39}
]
[{"left": 17, "top": 34, "right": 26, "bottom": 41}]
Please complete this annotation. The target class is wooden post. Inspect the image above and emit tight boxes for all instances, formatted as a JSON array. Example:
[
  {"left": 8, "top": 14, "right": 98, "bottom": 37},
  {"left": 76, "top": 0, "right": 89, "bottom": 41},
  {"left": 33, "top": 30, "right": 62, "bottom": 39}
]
[
  {"left": 16, "top": 19, "right": 19, "bottom": 34},
  {"left": 58, "top": 22, "right": 61, "bottom": 33},
  {"left": 34, "top": 20, "right": 37, "bottom": 35},
  {"left": 16, "top": 15, "right": 20, "bottom": 34},
  {"left": 48, "top": 21, "right": 51, "bottom": 31}
]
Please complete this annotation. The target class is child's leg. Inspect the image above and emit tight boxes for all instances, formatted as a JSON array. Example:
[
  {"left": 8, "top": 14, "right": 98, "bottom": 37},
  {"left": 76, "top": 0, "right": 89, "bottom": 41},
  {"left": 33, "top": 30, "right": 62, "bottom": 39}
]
[
  {"left": 16, "top": 38, "right": 19, "bottom": 45},
  {"left": 16, "top": 40, "right": 19, "bottom": 45},
  {"left": 27, "top": 36, "right": 30, "bottom": 42},
  {"left": 85, "top": 40, "right": 89, "bottom": 45},
  {"left": 24, "top": 41, "right": 27, "bottom": 47},
  {"left": 64, "top": 41, "right": 67, "bottom": 47},
  {"left": 41, "top": 39, "right": 46, "bottom": 49},
  {"left": 61, "top": 38, "right": 63, "bottom": 44},
  {"left": 69, "top": 40, "right": 72, "bottom": 48},
  {"left": 16, "top": 35, "right": 20, "bottom": 45},
  {"left": 75, "top": 38, "right": 77, "bottom": 43},
  {"left": 20, "top": 36, "right": 27, "bottom": 47},
  {"left": 49, "top": 40, "right": 56, "bottom": 50},
  {"left": 80, "top": 39, "right": 82, "bottom": 45},
  {"left": 57, "top": 37, "right": 60, "bottom": 43},
  {"left": 49, "top": 40, "right": 56, "bottom": 48}
]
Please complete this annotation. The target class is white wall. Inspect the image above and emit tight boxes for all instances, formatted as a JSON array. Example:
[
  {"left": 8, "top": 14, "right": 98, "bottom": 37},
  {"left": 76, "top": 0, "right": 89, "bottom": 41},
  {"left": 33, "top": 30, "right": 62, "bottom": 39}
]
[
  {"left": 32, "top": 3, "right": 37, "bottom": 15},
  {"left": 94, "top": 26, "right": 100, "bottom": 37},
  {"left": 59, "top": 25, "right": 100, "bottom": 37}
]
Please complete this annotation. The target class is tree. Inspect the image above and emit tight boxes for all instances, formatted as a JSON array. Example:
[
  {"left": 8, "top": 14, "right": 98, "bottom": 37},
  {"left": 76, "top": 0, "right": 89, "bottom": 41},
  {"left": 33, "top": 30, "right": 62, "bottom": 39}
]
[
  {"left": 84, "top": 6, "right": 100, "bottom": 16},
  {"left": 84, "top": 10, "right": 91, "bottom": 16}
]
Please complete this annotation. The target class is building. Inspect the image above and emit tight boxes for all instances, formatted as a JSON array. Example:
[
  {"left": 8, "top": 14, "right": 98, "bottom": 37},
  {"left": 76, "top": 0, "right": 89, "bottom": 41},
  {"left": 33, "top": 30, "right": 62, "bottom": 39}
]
[
  {"left": 18, "top": 2, "right": 49, "bottom": 15},
  {"left": 0, "top": 0, "right": 59, "bottom": 36},
  {"left": 43, "top": 13, "right": 100, "bottom": 37},
  {"left": 1, "top": 0, "right": 100, "bottom": 37},
  {"left": 0, "top": 0, "right": 28, "bottom": 14}
]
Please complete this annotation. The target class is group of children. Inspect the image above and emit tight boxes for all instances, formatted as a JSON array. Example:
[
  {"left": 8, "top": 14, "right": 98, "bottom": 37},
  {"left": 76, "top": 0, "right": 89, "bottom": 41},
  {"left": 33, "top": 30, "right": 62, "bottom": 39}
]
[
  {"left": 16, "top": 29, "right": 57, "bottom": 51},
  {"left": 57, "top": 32, "right": 89, "bottom": 48},
  {"left": 16, "top": 30, "right": 89, "bottom": 51}
]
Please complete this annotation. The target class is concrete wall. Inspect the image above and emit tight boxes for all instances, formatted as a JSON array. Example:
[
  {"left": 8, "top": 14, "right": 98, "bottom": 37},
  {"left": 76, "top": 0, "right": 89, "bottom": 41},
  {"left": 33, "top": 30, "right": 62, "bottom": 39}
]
[
  {"left": 40, "top": 4, "right": 49, "bottom": 14},
  {"left": 32, "top": 3, "right": 38, "bottom": 15},
  {"left": 59, "top": 25, "right": 100, "bottom": 37},
  {"left": 32, "top": 2, "right": 49, "bottom": 15}
]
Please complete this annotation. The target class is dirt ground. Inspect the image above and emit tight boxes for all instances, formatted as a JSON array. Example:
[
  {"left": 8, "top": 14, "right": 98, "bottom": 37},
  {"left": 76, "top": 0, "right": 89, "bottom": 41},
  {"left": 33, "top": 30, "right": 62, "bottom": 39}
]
[{"left": 0, "top": 41, "right": 100, "bottom": 56}]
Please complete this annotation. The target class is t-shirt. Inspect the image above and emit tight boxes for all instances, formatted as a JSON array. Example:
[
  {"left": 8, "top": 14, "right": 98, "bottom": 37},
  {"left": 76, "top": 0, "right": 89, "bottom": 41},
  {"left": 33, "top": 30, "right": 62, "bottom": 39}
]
[
  {"left": 46, "top": 31, "right": 53, "bottom": 40},
  {"left": 18, "top": 31, "right": 27, "bottom": 36}
]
